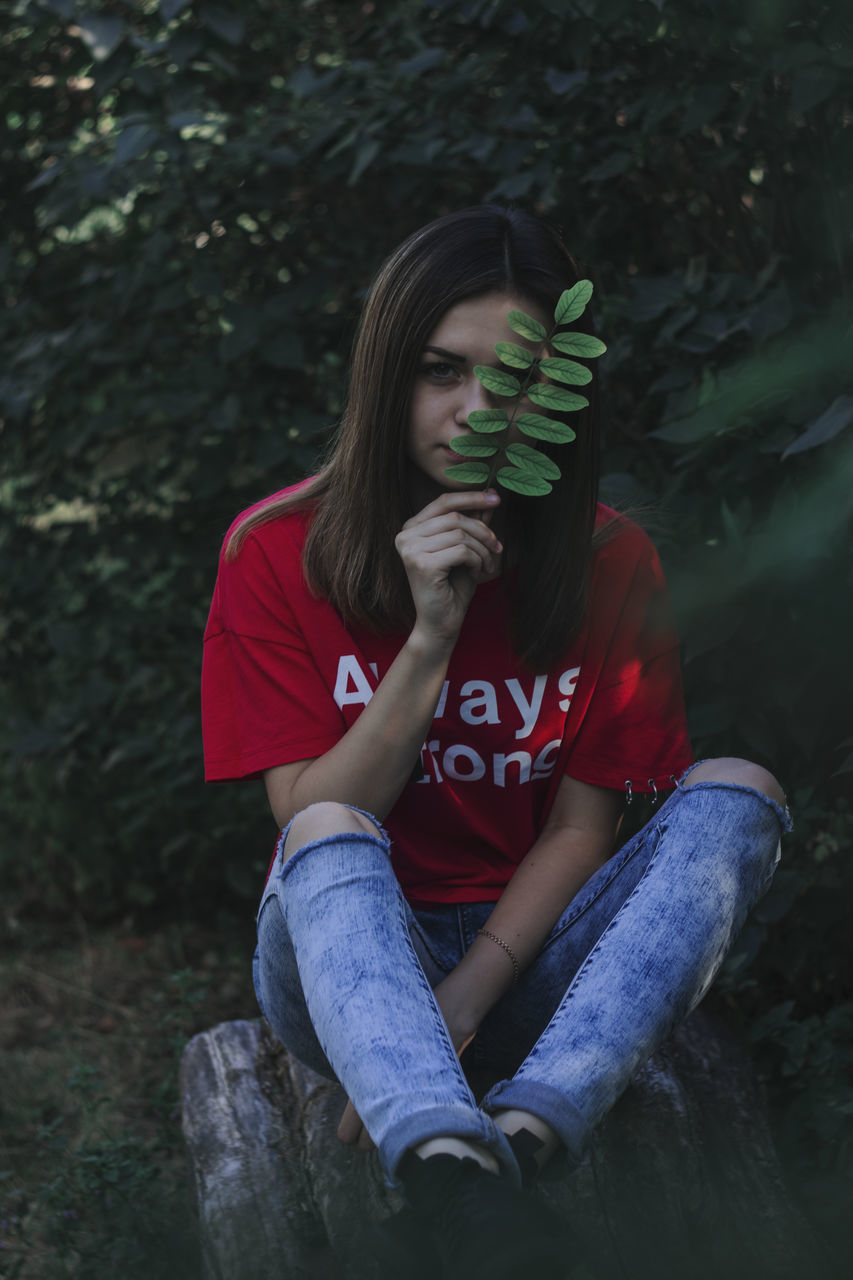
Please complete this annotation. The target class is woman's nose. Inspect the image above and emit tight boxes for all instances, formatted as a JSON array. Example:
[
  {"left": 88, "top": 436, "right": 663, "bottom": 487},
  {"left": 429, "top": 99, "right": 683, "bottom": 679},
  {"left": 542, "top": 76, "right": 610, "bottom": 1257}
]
[{"left": 455, "top": 376, "right": 492, "bottom": 424}]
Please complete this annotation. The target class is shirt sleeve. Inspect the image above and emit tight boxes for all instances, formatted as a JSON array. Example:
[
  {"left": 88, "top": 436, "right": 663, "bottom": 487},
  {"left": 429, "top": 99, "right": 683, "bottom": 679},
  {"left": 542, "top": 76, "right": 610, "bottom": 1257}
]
[
  {"left": 563, "top": 525, "right": 694, "bottom": 793},
  {"left": 201, "top": 526, "right": 347, "bottom": 781}
]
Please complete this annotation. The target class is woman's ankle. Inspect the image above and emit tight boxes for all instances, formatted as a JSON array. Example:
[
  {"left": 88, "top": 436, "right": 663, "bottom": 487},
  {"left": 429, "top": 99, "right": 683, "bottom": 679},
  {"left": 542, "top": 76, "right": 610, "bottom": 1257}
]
[
  {"left": 492, "top": 1108, "right": 559, "bottom": 1182},
  {"left": 411, "top": 1135, "right": 500, "bottom": 1175}
]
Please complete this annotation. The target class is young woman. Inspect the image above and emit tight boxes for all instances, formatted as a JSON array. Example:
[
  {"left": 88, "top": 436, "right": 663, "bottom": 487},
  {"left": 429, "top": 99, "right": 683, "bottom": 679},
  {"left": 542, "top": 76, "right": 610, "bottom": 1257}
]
[{"left": 202, "top": 206, "right": 790, "bottom": 1279}]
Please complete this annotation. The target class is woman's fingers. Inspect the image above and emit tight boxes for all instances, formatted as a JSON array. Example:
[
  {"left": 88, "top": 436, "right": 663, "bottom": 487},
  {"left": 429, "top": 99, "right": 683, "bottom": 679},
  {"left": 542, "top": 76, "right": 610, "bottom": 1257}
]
[
  {"left": 357, "top": 1126, "right": 375, "bottom": 1152},
  {"left": 337, "top": 1098, "right": 363, "bottom": 1143},
  {"left": 337, "top": 1098, "right": 376, "bottom": 1151},
  {"left": 398, "top": 512, "right": 502, "bottom": 554},
  {"left": 403, "top": 488, "right": 500, "bottom": 527},
  {"left": 396, "top": 506, "right": 503, "bottom": 580},
  {"left": 402, "top": 528, "right": 501, "bottom": 572},
  {"left": 400, "top": 491, "right": 501, "bottom": 543},
  {"left": 395, "top": 490, "right": 504, "bottom": 640}
]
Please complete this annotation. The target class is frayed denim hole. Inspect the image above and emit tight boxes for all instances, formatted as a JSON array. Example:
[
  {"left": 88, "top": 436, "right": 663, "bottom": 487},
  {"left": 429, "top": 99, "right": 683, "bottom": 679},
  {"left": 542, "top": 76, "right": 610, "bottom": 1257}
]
[
  {"left": 277, "top": 829, "right": 392, "bottom": 884},
  {"left": 674, "top": 777, "right": 792, "bottom": 835},
  {"left": 540, "top": 819, "right": 666, "bottom": 951}
]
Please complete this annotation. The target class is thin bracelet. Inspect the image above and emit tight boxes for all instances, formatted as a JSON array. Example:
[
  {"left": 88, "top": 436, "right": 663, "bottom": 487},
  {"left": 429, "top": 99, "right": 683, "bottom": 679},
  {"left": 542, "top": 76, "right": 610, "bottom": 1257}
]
[{"left": 477, "top": 928, "right": 520, "bottom": 986}]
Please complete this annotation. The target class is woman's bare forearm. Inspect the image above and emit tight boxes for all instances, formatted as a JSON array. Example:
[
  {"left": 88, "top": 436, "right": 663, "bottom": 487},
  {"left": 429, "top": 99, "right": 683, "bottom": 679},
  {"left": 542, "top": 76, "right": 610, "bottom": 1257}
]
[
  {"left": 434, "top": 778, "right": 623, "bottom": 1046},
  {"left": 265, "top": 629, "right": 455, "bottom": 827},
  {"left": 265, "top": 490, "right": 502, "bottom": 829}
]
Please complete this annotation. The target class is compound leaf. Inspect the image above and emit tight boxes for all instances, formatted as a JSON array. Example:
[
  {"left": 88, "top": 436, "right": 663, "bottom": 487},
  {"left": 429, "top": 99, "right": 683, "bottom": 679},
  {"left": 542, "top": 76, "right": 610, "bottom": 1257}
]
[
  {"left": 474, "top": 366, "right": 521, "bottom": 397},
  {"left": 444, "top": 461, "right": 491, "bottom": 484},
  {"left": 539, "top": 356, "right": 593, "bottom": 386},
  {"left": 468, "top": 408, "right": 509, "bottom": 433},
  {"left": 551, "top": 332, "right": 607, "bottom": 358},
  {"left": 497, "top": 467, "right": 553, "bottom": 496},
  {"left": 554, "top": 280, "right": 594, "bottom": 325},
  {"left": 450, "top": 435, "right": 499, "bottom": 457},
  {"left": 507, "top": 310, "right": 547, "bottom": 342},
  {"left": 516, "top": 412, "right": 577, "bottom": 443},
  {"left": 506, "top": 443, "right": 561, "bottom": 478},
  {"left": 527, "top": 384, "right": 589, "bottom": 412},
  {"left": 495, "top": 341, "right": 536, "bottom": 369}
]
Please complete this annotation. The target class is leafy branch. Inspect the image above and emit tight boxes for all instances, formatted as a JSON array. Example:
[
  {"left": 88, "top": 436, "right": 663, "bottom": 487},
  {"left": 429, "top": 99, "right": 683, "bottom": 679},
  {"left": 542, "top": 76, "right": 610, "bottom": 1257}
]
[{"left": 444, "top": 281, "right": 606, "bottom": 495}]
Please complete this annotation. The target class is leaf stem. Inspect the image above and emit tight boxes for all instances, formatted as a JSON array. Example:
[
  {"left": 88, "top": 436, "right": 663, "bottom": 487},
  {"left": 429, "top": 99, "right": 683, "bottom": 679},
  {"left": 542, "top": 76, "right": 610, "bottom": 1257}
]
[{"left": 483, "top": 332, "right": 552, "bottom": 489}]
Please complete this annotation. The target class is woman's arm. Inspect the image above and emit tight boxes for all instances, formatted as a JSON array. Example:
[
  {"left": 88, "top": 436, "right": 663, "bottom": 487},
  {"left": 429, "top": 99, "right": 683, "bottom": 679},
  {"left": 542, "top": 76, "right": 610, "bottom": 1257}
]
[
  {"left": 264, "top": 489, "right": 503, "bottom": 828},
  {"left": 432, "top": 773, "right": 624, "bottom": 1051}
]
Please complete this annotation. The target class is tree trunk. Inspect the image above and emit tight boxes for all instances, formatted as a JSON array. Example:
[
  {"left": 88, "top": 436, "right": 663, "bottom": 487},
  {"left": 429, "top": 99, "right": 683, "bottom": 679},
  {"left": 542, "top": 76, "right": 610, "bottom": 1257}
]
[{"left": 180, "top": 1010, "right": 825, "bottom": 1280}]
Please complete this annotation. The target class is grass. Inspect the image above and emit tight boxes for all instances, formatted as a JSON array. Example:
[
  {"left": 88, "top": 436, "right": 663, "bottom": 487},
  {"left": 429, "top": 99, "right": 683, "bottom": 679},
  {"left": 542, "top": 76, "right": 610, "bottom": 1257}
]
[{"left": 0, "top": 909, "right": 255, "bottom": 1279}]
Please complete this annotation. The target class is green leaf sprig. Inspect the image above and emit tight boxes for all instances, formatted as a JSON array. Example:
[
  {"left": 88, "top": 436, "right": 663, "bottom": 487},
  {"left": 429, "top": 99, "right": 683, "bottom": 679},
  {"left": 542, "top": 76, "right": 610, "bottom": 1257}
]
[{"left": 444, "top": 281, "right": 606, "bottom": 496}]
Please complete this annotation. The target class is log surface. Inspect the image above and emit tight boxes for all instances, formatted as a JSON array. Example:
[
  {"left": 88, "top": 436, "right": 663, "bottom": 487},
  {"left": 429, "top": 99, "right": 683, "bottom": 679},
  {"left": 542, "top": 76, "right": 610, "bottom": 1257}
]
[{"left": 180, "top": 1011, "right": 825, "bottom": 1280}]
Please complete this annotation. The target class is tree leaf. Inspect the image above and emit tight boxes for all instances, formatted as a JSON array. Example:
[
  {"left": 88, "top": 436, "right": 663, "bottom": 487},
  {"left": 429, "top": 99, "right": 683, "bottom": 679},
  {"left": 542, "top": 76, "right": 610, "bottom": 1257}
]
[
  {"left": 495, "top": 341, "right": 535, "bottom": 369},
  {"left": 114, "top": 124, "right": 157, "bottom": 166},
  {"left": 551, "top": 332, "right": 607, "bottom": 358},
  {"left": 782, "top": 395, "right": 853, "bottom": 459},
  {"left": 349, "top": 138, "right": 380, "bottom": 185},
  {"left": 444, "top": 461, "right": 490, "bottom": 484},
  {"left": 516, "top": 413, "right": 577, "bottom": 443},
  {"left": 474, "top": 366, "right": 521, "bottom": 397},
  {"left": 583, "top": 152, "right": 632, "bottom": 182},
  {"left": 468, "top": 408, "right": 509, "bottom": 433},
  {"left": 507, "top": 311, "right": 547, "bottom": 342},
  {"left": 201, "top": 5, "right": 246, "bottom": 45},
  {"left": 397, "top": 48, "right": 445, "bottom": 77},
  {"left": 544, "top": 68, "right": 588, "bottom": 96},
  {"left": 160, "top": 0, "right": 190, "bottom": 20},
  {"left": 506, "top": 443, "right": 561, "bottom": 478},
  {"left": 554, "top": 281, "right": 594, "bottom": 325},
  {"left": 539, "top": 356, "right": 593, "bottom": 386},
  {"left": 74, "top": 15, "right": 126, "bottom": 61},
  {"left": 497, "top": 467, "right": 553, "bottom": 496},
  {"left": 450, "top": 435, "right": 499, "bottom": 457},
  {"left": 527, "top": 384, "right": 589, "bottom": 412}
]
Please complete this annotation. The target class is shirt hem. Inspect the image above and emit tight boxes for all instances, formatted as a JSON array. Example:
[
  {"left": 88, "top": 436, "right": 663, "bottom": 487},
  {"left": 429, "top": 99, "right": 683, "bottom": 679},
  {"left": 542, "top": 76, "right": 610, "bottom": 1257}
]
[{"left": 205, "top": 734, "right": 344, "bottom": 781}]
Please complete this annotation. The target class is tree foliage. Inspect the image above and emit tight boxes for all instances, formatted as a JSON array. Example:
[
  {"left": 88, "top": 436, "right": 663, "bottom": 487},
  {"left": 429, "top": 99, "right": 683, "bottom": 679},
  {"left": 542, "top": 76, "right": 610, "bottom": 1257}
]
[{"left": 2, "top": 0, "right": 852, "bottom": 1236}]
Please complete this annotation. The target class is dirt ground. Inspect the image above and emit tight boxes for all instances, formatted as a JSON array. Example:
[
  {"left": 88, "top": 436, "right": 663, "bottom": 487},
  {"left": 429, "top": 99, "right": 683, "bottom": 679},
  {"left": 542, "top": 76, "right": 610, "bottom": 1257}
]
[{"left": 0, "top": 909, "right": 256, "bottom": 1278}]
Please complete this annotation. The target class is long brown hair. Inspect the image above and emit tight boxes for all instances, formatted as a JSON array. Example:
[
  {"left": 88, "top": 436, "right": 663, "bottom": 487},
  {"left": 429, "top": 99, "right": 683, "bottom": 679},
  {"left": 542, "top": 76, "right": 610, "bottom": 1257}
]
[{"left": 226, "top": 206, "right": 603, "bottom": 669}]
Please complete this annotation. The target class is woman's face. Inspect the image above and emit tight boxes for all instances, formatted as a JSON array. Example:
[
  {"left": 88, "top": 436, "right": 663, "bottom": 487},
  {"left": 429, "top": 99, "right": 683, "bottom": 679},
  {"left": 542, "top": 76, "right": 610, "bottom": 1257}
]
[{"left": 406, "top": 291, "right": 551, "bottom": 508}]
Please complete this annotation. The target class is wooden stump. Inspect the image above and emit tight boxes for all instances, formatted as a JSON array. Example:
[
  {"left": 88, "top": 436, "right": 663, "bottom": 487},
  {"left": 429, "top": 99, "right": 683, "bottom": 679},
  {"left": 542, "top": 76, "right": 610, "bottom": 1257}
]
[{"left": 180, "top": 1010, "right": 826, "bottom": 1280}]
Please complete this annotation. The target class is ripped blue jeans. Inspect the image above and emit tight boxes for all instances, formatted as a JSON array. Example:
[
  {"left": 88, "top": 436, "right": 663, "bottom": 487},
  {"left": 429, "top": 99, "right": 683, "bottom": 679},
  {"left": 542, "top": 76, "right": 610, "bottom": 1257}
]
[{"left": 253, "top": 766, "right": 790, "bottom": 1187}]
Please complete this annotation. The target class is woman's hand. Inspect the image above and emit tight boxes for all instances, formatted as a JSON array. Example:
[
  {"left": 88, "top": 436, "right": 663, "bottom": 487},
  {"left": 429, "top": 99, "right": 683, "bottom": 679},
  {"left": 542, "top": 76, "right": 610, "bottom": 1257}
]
[
  {"left": 432, "top": 971, "right": 482, "bottom": 1057},
  {"left": 395, "top": 490, "right": 502, "bottom": 647},
  {"left": 337, "top": 1097, "right": 375, "bottom": 1151}
]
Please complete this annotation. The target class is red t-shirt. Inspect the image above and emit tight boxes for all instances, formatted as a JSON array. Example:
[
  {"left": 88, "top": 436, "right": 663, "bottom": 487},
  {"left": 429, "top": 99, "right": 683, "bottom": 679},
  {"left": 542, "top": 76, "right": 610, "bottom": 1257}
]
[{"left": 201, "top": 487, "right": 693, "bottom": 903}]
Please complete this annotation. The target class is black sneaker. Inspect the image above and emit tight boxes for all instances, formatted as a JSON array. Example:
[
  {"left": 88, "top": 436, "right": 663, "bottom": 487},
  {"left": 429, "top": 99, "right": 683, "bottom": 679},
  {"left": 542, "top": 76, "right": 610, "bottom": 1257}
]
[
  {"left": 504, "top": 1126, "right": 549, "bottom": 1189},
  {"left": 363, "top": 1205, "right": 444, "bottom": 1279},
  {"left": 399, "top": 1152, "right": 573, "bottom": 1280}
]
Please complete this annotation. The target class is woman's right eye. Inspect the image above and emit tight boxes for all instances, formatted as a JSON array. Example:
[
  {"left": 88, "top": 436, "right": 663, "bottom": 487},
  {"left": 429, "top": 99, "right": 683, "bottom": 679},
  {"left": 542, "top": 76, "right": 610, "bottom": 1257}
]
[{"left": 419, "top": 362, "right": 457, "bottom": 381}]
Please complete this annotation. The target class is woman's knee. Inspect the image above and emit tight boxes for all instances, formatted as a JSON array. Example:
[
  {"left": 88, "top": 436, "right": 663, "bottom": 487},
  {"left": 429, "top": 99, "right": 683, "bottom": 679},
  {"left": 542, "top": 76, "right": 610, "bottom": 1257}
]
[
  {"left": 682, "top": 757, "right": 786, "bottom": 809},
  {"left": 283, "top": 801, "right": 384, "bottom": 859}
]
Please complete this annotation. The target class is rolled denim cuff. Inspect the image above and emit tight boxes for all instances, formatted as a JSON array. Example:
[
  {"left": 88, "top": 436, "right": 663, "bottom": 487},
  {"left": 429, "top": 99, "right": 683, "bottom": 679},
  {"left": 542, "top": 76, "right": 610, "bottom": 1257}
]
[
  {"left": 480, "top": 1080, "right": 589, "bottom": 1163},
  {"left": 380, "top": 1105, "right": 522, "bottom": 1190}
]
